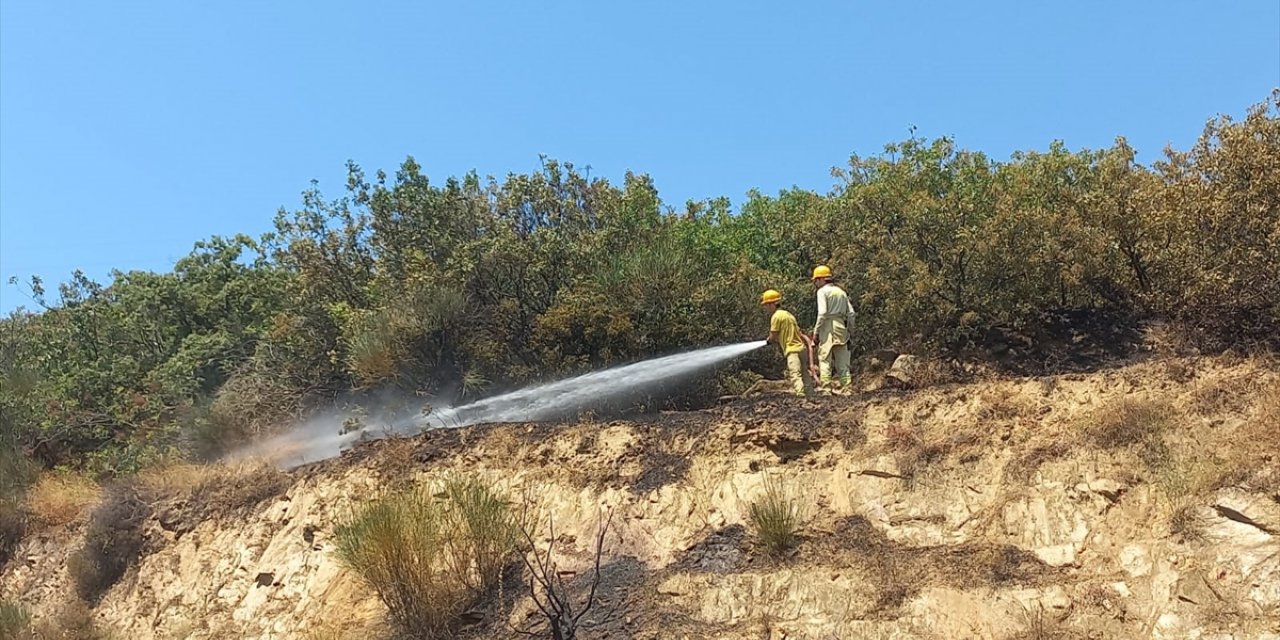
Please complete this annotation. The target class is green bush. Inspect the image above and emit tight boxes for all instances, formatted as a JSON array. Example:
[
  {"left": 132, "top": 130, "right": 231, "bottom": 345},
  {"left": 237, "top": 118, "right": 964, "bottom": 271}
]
[
  {"left": 334, "top": 476, "right": 516, "bottom": 638},
  {"left": 748, "top": 475, "right": 803, "bottom": 558},
  {"left": 0, "top": 499, "right": 26, "bottom": 567},
  {"left": 0, "top": 599, "right": 32, "bottom": 639},
  {"left": 1, "top": 93, "right": 1277, "bottom": 471},
  {"left": 0, "top": 443, "right": 37, "bottom": 565}
]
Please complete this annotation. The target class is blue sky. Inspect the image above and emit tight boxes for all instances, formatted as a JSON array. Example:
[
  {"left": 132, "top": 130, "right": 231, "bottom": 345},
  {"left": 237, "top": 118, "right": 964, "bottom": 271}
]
[{"left": 2, "top": 1, "right": 1277, "bottom": 312}]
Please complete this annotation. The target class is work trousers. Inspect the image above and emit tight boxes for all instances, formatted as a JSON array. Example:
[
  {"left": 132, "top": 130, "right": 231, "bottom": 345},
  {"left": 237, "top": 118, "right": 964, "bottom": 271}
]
[
  {"left": 784, "top": 351, "right": 809, "bottom": 396},
  {"left": 818, "top": 335, "right": 851, "bottom": 385}
]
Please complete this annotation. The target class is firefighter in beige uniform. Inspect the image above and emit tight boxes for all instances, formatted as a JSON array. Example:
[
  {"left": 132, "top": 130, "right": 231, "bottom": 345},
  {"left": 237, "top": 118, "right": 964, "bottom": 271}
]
[{"left": 810, "top": 265, "right": 854, "bottom": 388}]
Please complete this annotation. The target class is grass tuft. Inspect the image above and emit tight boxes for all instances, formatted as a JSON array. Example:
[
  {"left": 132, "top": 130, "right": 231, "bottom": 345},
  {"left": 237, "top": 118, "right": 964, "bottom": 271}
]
[
  {"left": 0, "top": 599, "right": 32, "bottom": 639},
  {"left": 1083, "top": 397, "right": 1176, "bottom": 451},
  {"left": 29, "top": 598, "right": 120, "bottom": 640},
  {"left": 1008, "top": 602, "right": 1082, "bottom": 640},
  {"left": 747, "top": 475, "right": 803, "bottom": 558},
  {"left": 333, "top": 475, "right": 516, "bottom": 639},
  {"left": 1168, "top": 503, "right": 1206, "bottom": 544},
  {"left": 136, "top": 460, "right": 288, "bottom": 513}
]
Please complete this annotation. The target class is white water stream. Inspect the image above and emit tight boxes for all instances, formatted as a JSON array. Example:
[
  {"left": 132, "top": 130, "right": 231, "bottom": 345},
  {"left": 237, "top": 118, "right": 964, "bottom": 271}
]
[{"left": 242, "top": 341, "right": 765, "bottom": 468}]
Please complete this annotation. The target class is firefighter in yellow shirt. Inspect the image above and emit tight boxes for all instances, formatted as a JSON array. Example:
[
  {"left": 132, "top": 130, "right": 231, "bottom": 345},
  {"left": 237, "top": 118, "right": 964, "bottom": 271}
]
[{"left": 760, "top": 289, "right": 811, "bottom": 397}]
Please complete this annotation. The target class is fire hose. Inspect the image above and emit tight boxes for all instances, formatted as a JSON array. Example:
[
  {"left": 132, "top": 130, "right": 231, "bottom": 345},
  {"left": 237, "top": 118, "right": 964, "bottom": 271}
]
[{"left": 802, "top": 333, "right": 820, "bottom": 383}]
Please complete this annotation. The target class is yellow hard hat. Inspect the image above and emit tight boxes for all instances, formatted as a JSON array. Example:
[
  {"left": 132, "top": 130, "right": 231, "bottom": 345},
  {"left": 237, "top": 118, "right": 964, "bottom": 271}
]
[
  {"left": 812, "top": 265, "right": 833, "bottom": 280},
  {"left": 760, "top": 289, "right": 782, "bottom": 305}
]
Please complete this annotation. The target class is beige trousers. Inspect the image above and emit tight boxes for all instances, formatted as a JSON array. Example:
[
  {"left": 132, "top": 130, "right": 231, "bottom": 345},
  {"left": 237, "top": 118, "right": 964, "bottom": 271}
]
[
  {"left": 818, "top": 334, "right": 851, "bottom": 384},
  {"left": 785, "top": 351, "right": 809, "bottom": 395}
]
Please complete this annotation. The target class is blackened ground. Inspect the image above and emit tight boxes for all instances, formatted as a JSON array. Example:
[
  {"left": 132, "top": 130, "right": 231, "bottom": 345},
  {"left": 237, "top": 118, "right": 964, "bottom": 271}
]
[{"left": 318, "top": 392, "right": 876, "bottom": 493}]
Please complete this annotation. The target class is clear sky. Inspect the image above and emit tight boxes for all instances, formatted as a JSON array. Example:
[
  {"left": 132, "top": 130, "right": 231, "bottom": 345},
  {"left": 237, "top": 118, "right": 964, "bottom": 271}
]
[{"left": 2, "top": 1, "right": 1277, "bottom": 312}]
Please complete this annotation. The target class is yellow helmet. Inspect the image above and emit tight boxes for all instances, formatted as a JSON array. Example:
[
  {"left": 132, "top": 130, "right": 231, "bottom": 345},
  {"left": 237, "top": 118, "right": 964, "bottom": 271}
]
[
  {"left": 760, "top": 289, "right": 782, "bottom": 305},
  {"left": 812, "top": 265, "right": 833, "bottom": 280}
]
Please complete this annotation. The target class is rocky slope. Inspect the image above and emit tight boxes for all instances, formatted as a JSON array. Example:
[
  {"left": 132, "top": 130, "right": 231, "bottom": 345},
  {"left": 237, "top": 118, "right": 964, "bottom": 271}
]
[{"left": 3, "top": 354, "right": 1279, "bottom": 639}]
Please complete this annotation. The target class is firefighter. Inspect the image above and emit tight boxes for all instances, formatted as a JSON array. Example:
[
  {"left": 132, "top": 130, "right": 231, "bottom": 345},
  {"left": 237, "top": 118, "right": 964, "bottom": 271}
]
[
  {"left": 810, "top": 265, "right": 854, "bottom": 388},
  {"left": 761, "top": 289, "right": 810, "bottom": 397}
]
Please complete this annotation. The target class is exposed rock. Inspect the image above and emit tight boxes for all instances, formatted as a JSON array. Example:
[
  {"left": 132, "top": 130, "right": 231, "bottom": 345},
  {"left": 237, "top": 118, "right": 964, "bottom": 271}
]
[
  {"left": 1120, "top": 544, "right": 1152, "bottom": 578},
  {"left": 1175, "top": 570, "right": 1219, "bottom": 606},
  {"left": 885, "top": 355, "right": 921, "bottom": 386},
  {"left": 1033, "top": 544, "right": 1077, "bottom": 568},
  {"left": 2, "top": 355, "right": 1278, "bottom": 639}
]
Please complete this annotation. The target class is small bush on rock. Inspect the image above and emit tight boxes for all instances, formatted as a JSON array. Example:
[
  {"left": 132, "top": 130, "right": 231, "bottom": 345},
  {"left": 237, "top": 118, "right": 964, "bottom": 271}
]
[
  {"left": 334, "top": 475, "right": 517, "bottom": 639},
  {"left": 0, "top": 599, "right": 32, "bottom": 639},
  {"left": 748, "top": 475, "right": 803, "bottom": 558}
]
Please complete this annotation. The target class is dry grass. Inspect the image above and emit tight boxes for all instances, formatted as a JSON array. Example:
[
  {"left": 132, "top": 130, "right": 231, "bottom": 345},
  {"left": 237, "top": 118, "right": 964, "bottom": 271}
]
[
  {"left": 885, "top": 422, "right": 979, "bottom": 487},
  {"left": 904, "top": 358, "right": 964, "bottom": 389},
  {"left": 978, "top": 387, "right": 1033, "bottom": 422},
  {"left": 301, "top": 624, "right": 359, "bottom": 640},
  {"left": 747, "top": 475, "right": 803, "bottom": 558},
  {"left": 1004, "top": 442, "right": 1071, "bottom": 481},
  {"left": 136, "top": 460, "right": 289, "bottom": 518},
  {"left": 828, "top": 515, "right": 1052, "bottom": 617},
  {"left": 1168, "top": 503, "right": 1206, "bottom": 544},
  {"left": 1083, "top": 397, "right": 1177, "bottom": 451},
  {"left": 1253, "top": 382, "right": 1280, "bottom": 446},
  {"left": 333, "top": 475, "right": 517, "bottom": 639},
  {"left": 1007, "top": 603, "right": 1082, "bottom": 640},
  {"left": 24, "top": 473, "right": 100, "bottom": 529},
  {"left": 28, "top": 598, "right": 120, "bottom": 640}
]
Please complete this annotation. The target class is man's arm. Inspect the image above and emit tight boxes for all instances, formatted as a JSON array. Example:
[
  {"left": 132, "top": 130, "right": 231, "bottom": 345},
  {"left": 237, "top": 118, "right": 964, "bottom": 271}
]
[
  {"left": 846, "top": 305, "right": 856, "bottom": 345},
  {"left": 813, "top": 289, "right": 827, "bottom": 334}
]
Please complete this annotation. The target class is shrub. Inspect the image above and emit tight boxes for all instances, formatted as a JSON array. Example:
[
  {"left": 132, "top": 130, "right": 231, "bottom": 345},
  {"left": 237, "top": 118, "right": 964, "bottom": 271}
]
[
  {"left": 747, "top": 475, "right": 803, "bottom": 558},
  {"left": 441, "top": 475, "right": 519, "bottom": 594},
  {"left": 0, "top": 446, "right": 39, "bottom": 501},
  {"left": 3, "top": 93, "right": 1278, "bottom": 472},
  {"left": 0, "top": 599, "right": 32, "bottom": 639},
  {"left": 334, "top": 476, "right": 516, "bottom": 638},
  {"left": 0, "top": 499, "right": 26, "bottom": 567},
  {"left": 29, "top": 598, "right": 118, "bottom": 640},
  {"left": 68, "top": 485, "right": 150, "bottom": 603},
  {"left": 25, "top": 473, "right": 100, "bottom": 529},
  {"left": 719, "top": 370, "right": 764, "bottom": 397},
  {"left": 198, "top": 367, "right": 302, "bottom": 458},
  {"left": 0, "top": 444, "right": 38, "bottom": 563}
]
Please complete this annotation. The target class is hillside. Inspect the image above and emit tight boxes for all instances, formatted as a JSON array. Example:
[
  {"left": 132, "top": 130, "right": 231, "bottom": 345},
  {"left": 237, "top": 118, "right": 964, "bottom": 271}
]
[{"left": 3, "top": 352, "right": 1277, "bottom": 639}]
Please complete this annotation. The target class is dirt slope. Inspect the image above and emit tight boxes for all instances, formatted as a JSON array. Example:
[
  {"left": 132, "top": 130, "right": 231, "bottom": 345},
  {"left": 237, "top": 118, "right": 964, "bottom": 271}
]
[{"left": 3, "top": 354, "right": 1279, "bottom": 639}]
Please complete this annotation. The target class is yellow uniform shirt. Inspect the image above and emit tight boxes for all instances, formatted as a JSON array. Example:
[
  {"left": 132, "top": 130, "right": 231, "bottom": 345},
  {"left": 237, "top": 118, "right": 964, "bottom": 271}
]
[{"left": 770, "top": 309, "right": 806, "bottom": 355}]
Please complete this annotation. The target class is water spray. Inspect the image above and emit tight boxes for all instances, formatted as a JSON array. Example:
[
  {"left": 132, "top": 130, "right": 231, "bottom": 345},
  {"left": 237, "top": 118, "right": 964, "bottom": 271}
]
[{"left": 239, "top": 340, "right": 766, "bottom": 468}]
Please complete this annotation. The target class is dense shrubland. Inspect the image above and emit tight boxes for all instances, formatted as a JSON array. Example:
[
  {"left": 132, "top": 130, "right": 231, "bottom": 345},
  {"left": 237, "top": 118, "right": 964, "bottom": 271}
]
[{"left": 1, "top": 92, "right": 1276, "bottom": 474}]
